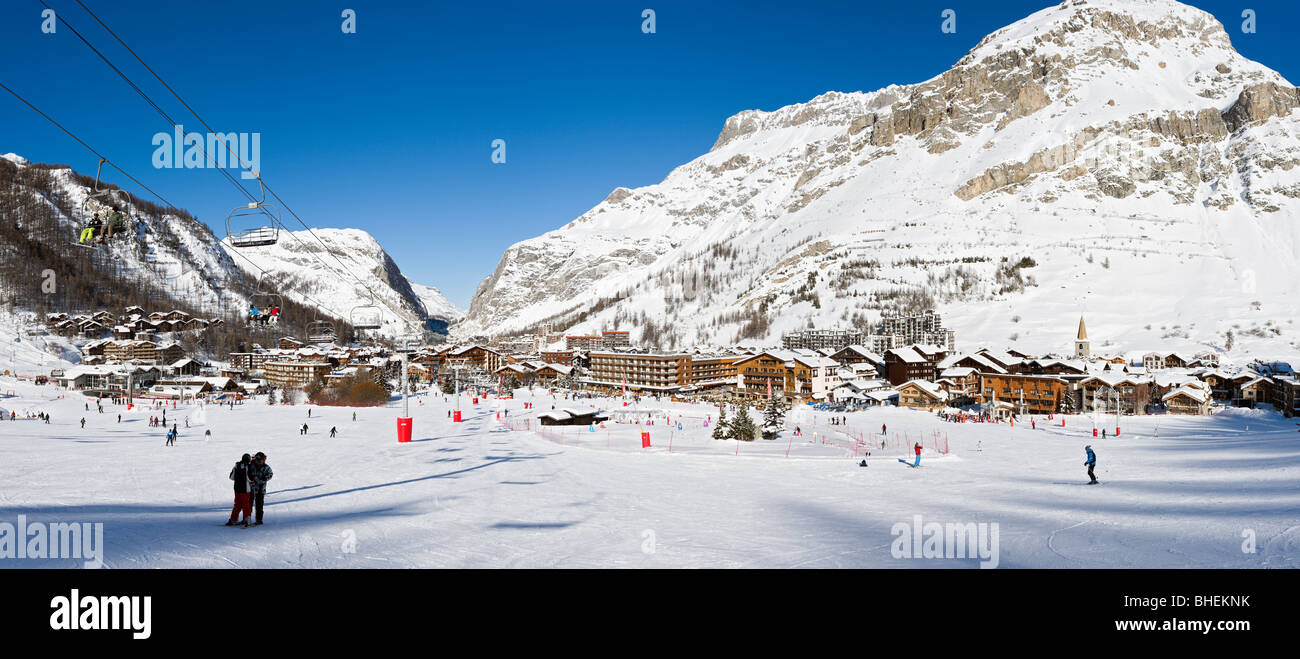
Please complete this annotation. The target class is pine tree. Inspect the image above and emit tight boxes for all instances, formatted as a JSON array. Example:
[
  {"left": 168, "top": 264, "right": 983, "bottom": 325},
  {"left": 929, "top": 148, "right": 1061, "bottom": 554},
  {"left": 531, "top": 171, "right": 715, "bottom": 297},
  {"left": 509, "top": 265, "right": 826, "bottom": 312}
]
[
  {"left": 712, "top": 405, "right": 730, "bottom": 440},
  {"left": 266, "top": 385, "right": 278, "bottom": 406},
  {"left": 732, "top": 402, "right": 757, "bottom": 442},
  {"left": 762, "top": 396, "right": 789, "bottom": 439}
]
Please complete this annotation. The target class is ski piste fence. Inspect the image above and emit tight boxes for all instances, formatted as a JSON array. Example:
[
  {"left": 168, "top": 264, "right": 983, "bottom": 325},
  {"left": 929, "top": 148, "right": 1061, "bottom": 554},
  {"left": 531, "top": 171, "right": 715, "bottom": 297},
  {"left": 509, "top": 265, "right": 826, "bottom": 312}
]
[
  {"left": 497, "top": 413, "right": 950, "bottom": 459},
  {"left": 793, "top": 414, "right": 950, "bottom": 457}
]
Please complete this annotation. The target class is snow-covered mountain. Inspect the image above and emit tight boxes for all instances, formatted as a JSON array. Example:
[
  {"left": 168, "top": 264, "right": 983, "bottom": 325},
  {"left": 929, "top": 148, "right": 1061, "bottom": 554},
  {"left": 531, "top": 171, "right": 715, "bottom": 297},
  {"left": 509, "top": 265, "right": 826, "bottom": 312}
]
[
  {"left": 0, "top": 153, "right": 458, "bottom": 344},
  {"left": 406, "top": 278, "right": 463, "bottom": 322},
  {"left": 1, "top": 154, "right": 244, "bottom": 317},
  {"left": 465, "top": 0, "right": 1300, "bottom": 361},
  {"left": 221, "top": 228, "right": 460, "bottom": 339}
]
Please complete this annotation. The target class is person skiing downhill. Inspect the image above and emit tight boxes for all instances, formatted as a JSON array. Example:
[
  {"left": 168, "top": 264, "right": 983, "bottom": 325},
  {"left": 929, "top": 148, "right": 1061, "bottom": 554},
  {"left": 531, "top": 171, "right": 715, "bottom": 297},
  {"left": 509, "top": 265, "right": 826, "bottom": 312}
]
[
  {"left": 913, "top": 442, "right": 922, "bottom": 467},
  {"left": 1084, "top": 445, "right": 1098, "bottom": 484}
]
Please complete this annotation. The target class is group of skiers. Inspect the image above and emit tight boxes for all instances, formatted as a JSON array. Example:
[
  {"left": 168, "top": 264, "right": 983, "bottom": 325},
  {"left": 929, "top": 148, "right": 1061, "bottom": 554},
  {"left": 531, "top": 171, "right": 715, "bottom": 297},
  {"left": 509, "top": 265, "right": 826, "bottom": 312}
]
[
  {"left": 77, "top": 207, "right": 127, "bottom": 245},
  {"left": 246, "top": 305, "right": 280, "bottom": 325},
  {"left": 227, "top": 452, "right": 273, "bottom": 527},
  {"left": 6, "top": 410, "right": 50, "bottom": 422}
]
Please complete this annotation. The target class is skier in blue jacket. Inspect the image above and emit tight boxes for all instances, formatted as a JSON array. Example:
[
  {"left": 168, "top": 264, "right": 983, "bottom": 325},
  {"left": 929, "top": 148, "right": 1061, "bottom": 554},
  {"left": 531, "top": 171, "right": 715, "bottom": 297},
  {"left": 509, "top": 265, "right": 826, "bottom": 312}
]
[{"left": 1084, "top": 445, "right": 1097, "bottom": 484}]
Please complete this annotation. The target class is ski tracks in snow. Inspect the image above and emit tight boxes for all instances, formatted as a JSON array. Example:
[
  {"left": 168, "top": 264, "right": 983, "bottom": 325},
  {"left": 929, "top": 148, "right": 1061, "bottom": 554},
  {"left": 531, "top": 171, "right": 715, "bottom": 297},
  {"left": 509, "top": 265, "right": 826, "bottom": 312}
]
[{"left": 1046, "top": 519, "right": 1093, "bottom": 564}]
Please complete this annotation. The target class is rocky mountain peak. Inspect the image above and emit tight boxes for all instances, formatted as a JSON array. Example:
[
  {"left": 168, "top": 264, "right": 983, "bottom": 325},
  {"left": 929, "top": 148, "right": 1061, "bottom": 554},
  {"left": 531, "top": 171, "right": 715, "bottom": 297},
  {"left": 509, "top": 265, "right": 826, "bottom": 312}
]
[{"left": 465, "top": 1, "right": 1300, "bottom": 357}]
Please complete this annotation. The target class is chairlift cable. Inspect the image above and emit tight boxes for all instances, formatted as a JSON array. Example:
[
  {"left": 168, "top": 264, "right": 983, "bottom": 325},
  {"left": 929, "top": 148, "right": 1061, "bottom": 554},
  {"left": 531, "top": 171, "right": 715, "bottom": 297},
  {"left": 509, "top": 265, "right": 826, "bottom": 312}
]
[
  {"left": 0, "top": 81, "right": 346, "bottom": 320},
  {"left": 38, "top": 2, "right": 357, "bottom": 325},
  {"left": 70, "top": 0, "right": 417, "bottom": 330},
  {"left": 45, "top": 0, "right": 421, "bottom": 339}
]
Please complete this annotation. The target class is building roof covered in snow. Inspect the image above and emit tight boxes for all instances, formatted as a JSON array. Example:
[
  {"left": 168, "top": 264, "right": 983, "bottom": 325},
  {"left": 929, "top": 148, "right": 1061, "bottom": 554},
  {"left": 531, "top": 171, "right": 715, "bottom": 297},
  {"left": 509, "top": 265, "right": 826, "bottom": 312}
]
[{"left": 899, "top": 379, "right": 948, "bottom": 401}]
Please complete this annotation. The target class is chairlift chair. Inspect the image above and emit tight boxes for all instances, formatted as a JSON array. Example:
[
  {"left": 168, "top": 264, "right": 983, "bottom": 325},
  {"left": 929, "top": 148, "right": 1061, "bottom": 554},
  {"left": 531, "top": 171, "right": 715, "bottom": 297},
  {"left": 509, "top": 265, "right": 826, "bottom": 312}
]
[
  {"left": 251, "top": 292, "right": 283, "bottom": 312},
  {"left": 350, "top": 303, "right": 383, "bottom": 331},
  {"left": 79, "top": 158, "right": 115, "bottom": 219},
  {"left": 75, "top": 158, "right": 120, "bottom": 244},
  {"left": 250, "top": 275, "right": 283, "bottom": 320},
  {"left": 307, "top": 320, "right": 336, "bottom": 344},
  {"left": 224, "top": 174, "right": 281, "bottom": 248}
]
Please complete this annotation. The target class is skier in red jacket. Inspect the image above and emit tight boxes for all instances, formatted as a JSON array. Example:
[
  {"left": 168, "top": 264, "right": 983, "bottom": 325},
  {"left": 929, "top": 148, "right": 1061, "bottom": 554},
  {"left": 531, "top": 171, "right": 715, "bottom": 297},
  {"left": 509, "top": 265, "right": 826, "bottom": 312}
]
[{"left": 913, "top": 442, "right": 922, "bottom": 467}]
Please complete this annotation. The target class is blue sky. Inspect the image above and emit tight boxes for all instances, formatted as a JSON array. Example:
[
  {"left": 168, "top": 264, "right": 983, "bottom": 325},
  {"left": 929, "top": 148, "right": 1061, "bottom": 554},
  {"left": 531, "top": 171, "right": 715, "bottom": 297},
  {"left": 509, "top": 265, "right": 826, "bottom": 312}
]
[{"left": 1, "top": 0, "right": 1295, "bottom": 308}]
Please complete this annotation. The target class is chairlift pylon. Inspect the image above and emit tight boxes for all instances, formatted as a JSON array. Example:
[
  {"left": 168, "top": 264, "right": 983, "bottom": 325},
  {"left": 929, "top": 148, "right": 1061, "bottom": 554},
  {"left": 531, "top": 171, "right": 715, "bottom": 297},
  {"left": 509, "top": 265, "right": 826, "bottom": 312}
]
[{"left": 224, "top": 174, "right": 281, "bottom": 248}]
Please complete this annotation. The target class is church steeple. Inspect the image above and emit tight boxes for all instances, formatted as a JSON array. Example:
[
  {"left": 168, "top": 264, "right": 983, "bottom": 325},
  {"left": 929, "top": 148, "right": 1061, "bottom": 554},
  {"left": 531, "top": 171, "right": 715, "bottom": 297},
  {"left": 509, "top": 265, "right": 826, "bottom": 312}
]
[{"left": 1074, "top": 316, "right": 1090, "bottom": 360}]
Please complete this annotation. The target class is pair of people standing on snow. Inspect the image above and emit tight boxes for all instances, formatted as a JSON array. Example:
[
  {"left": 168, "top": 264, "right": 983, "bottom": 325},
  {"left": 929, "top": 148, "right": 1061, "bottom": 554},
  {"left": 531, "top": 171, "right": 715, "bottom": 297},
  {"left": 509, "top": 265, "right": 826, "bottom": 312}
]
[{"left": 227, "top": 452, "right": 273, "bottom": 526}]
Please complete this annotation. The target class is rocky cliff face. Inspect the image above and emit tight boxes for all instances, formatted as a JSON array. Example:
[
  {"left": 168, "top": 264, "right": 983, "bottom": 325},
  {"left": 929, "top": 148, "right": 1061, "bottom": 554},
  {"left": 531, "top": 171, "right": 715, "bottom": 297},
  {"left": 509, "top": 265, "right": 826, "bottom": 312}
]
[{"left": 465, "top": 0, "right": 1300, "bottom": 359}]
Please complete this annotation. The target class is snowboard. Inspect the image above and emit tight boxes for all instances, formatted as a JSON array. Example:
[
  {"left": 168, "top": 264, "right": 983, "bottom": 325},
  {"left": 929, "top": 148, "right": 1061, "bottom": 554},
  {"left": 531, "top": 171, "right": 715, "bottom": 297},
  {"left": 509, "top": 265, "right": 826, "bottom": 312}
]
[{"left": 897, "top": 458, "right": 919, "bottom": 468}]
